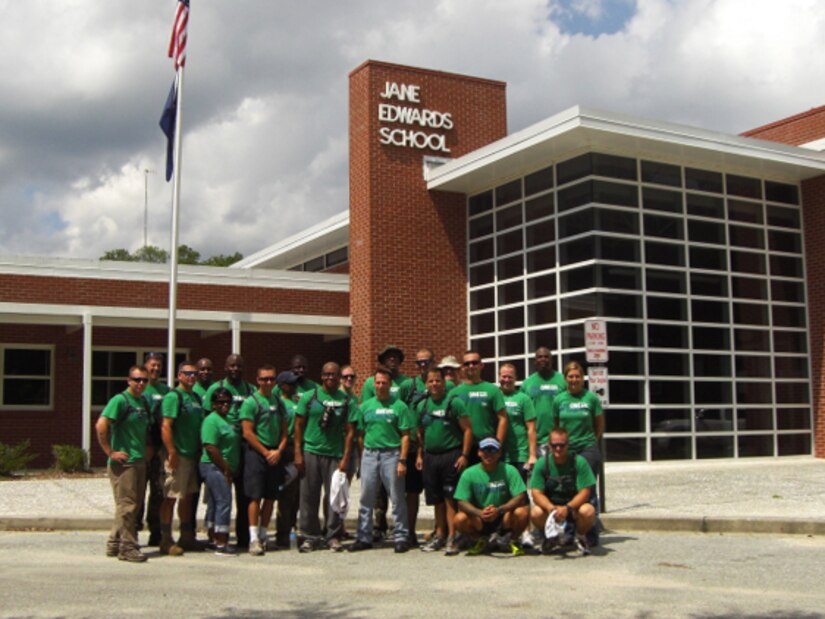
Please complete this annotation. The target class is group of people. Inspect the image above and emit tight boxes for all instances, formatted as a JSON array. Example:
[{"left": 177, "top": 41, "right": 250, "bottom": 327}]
[{"left": 95, "top": 345, "right": 603, "bottom": 562}]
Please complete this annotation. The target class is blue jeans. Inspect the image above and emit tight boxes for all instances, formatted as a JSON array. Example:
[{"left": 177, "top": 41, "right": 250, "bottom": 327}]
[
  {"left": 357, "top": 448, "right": 408, "bottom": 543},
  {"left": 200, "top": 462, "right": 233, "bottom": 534}
]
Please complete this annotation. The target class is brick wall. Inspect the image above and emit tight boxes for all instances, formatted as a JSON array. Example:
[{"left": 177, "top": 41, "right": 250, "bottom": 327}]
[
  {"left": 348, "top": 60, "right": 507, "bottom": 386},
  {"left": 742, "top": 105, "right": 825, "bottom": 146}
]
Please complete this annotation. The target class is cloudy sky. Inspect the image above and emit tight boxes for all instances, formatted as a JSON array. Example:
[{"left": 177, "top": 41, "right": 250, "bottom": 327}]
[{"left": 1, "top": 0, "right": 823, "bottom": 261}]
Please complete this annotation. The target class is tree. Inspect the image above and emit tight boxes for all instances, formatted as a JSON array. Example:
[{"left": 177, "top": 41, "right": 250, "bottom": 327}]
[
  {"left": 100, "top": 248, "right": 136, "bottom": 262},
  {"left": 132, "top": 245, "right": 169, "bottom": 263},
  {"left": 200, "top": 252, "right": 243, "bottom": 267},
  {"left": 100, "top": 245, "right": 243, "bottom": 267},
  {"left": 177, "top": 244, "right": 201, "bottom": 265}
]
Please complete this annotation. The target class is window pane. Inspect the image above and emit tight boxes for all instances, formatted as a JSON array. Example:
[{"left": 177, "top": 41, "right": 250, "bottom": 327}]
[
  {"left": 604, "top": 438, "right": 646, "bottom": 462},
  {"left": 652, "top": 436, "right": 692, "bottom": 461},
  {"left": 561, "top": 265, "right": 594, "bottom": 293},
  {"left": 694, "top": 381, "right": 732, "bottom": 404},
  {"left": 4, "top": 349, "right": 50, "bottom": 375},
  {"left": 773, "top": 330, "right": 807, "bottom": 354},
  {"left": 697, "top": 436, "right": 734, "bottom": 459},
  {"left": 770, "top": 255, "right": 803, "bottom": 278},
  {"left": 526, "top": 219, "right": 555, "bottom": 247},
  {"left": 470, "top": 263, "right": 494, "bottom": 286},
  {"left": 525, "top": 166, "right": 554, "bottom": 196},
  {"left": 645, "top": 241, "right": 685, "bottom": 267},
  {"left": 765, "top": 181, "right": 799, "bottom": 205},
  {"left": 643, "top": 187, "right": 682, "bottom": 213},
  {"left": 557, "top": 153, "right": 592, "bottom": 185},
  {"left": 470, "top": 288, "right": 494, "bottom": 311},
  {"left": 648, "top": 324, "right": 687, "bottom": 348},
  {"left": 777, "top": 434, "right": 811, "bottom": 456},
  {"left": 593, "top": 153, "right": 637, "bottom": 180},
  {"left": 92, "top": 351, "right": 136, "bottom": 377},
  {"left": 737, "top": 408, "right": 774, "bottom": 431},
  {"left": 498, "top": 333, "right": 525, "bottom": 357},
  {"left": 644, "top": 214, "right": 683, "bottom": 240},
  {"left": 772, "top": 304, "right": 805, "bottom": 328},
  {"left": 736, "top": 382, "right": 773, "bottom": 404},
  {"left": 498, "top": 281, "right": 524, "bottom": 306},
  {"left": 690, "top": 273, "right": 727, "bottom": 297},
  {"left": 470, "top": 337, "right": 496, "bottom": 360},
  {"left": 325, "top": 246, "right": 348, "bottom": 267},
  {"left": 603, "top": 293, "right": 643, "bottom": 318},
  {"left": 525, "top": 193, "right": 554, "bottom": 221},
  {"left": 497, "top": 255, "right": 524, "bottom": 281},
  {"left": 686, "top": 193, "right": 724, "bottom": 218},
  {"left": 688, "top": 220, "right": 725, "bottom": 245},
  {"left": 495, "top": 179, "right": 521, "bottom": 206},
  {"left": 651, "top": 409, "right": 691, "bottom": 433},
  {"left": 3, "top": 378, "right": 50, "bottom": 405},
  {"left": 685, "top": 168, "right": 723, "bottom": 193},
  {"left": 692, "top": 326, "right": 730, "bottom": 350},
  {"left": 776, "top": 383, "right": 809, "bottom": 404},
  {"left": 774, "top": 356, "right": 808, "bottom": 379},
  {"left": 726, "top": 174, "right": 762, "bottom": 199},
  {"left": 728, "top": 199, "right": 763, "bottom": 224},
  {"left": 606, "top": 321, "right": 643, "bottom": 347},
  {"left": 738, "top": 435, "right": 774, "bottom": 458},
  {"left": 732, "top": 277, "right": 767, "bottom": 300},
  {"left": 650, "top": 380, "right": 690, "bottom": 404},
  {"left": 728, "top": 225, "right": 765, "bottom": 249},
  {"left": 496, "top": 229, "right": 523, "bottom": 256},
  {"left": 469, "top": 214, "right": 493, "bottom": 239},
  {"left": 527, "top": 301, "right": 556, "bottom": 326},
  {"left": 303, "top": 256, "right": 324, "bottom": 272},
  {"left": 768, "top": 230, "right": 801, "bottom": 254},
  {"left": 469, "top": 238, "right": 494, "bottom": 263},
  {"left": 600, "top": 237, "right": 640, "bottom": 262},
  {"left": 561, "top": 294, "right": 596, "bottom": 320},
  {"left": 526, "top": 248, "right": 555, "bottom": 272},
  {"left": 528, "top": 328, "right": 557, "bottom": 352},
  {"left": 696, "top": 408, "right": 734, "bottom": 432},
  {"left": 731, "top": 251, "right": 766, "bottom": 275},
  {"left": 561, "top": 325, "right": 584, "bottom": 348},
  {"left": 608, "top": 351, "right": 645, "bottom": 375},
  {"left": 593, "top": 181, "right": 638, "bottom": 207},
  {"left": 609, "top": 381, "right": 643, "bottom": 405},
  {"left": 771, "top": 280, "right": 804, "bottom": 303},
  {"left": 470, "top": 312, "right": 494, "bottom": 335},
  {"left": 694, "top": 354, "right": 731, "bottom": 377},
  {"left": 469, "top": 191, "right": 493, "bottom": 216},
  {"left": 526, "top": 274, "right": 556, "bottom": 299},
  {"left": 648, "top": 352, "right": 688, "bottom": 376},
  {"left": 767, "top": 205, "right": 800, "bottom": 229},
  {"left": 642, "top": 161, "right": 681, "bottom": 187},
  {"left": 647, "top": 269, "right": 686, "bottom": 294},
  {"left": 733, "top": 302, "right": 769, "bottom": 325},
  {"left": 735, "top": 329, "right": 770, "bottom": 352},
  {"left": 647, "top": 296, "right": 687, "bottom": 321},
  {"left": 691, "top": 299, "right": 728, "bottom": 323},
  {"left": 496, "top": 204, "right": 522, "bottom": 231},
  {"left": 690, "top": 246, "right": 726, "bottom": 271},
  {"left": 735, "top": 355, "right": 771, "bottom": 378},
  {"left": 776, "top": 408, "right": 811, "bottom": 430}
]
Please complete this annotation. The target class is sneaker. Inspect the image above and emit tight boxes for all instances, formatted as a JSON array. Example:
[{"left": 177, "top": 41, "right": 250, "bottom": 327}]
[
  {"left": 542, "top": 536, "right": 560, "bottom": 555},
  {"left": 118, "top": 547, "right": 148, "bottom": 563},
  {"left": 444, "top": 538, "right": 460, "bottom": 556},
  {"left": 520, "top": 530, "right": 534, "bottom": 549},
  {"left": 586, "top": 529, "right": 600, "bottom": 548},
  {"left": 559, "top": 533, "right": 575, "bottom": 547},
  {"left": 249, "top": 539, "right": 265, "bottom": 556},
  {"left": 106, "top": 541, "right": 119, "bottom": 557},
  {"left": 489, "top": 531, "right": 512, "bottom": 553},
  {"left": 506, "top": 542, "right": 525, "bottom": 557},
  {"left": 214, "top": 545, "right": 238, "bottom": 557},
  {"left": 159, "top": 539, "right": 184, "bottom": 556},
  {"left": 394, "top": 541, "right": 410, "bottom": 553},
  {"left": 328, "top": 538, "right": 344, "bottom": 553},
  {"left": 421, "top": 536, "right": 446, "bottom": 552},
  {"left": 298, "top": 539, "right": 316, "bottom": 553},
  {"left": 347, "top": 540, "right": 373, "bottom": 552},
  {"left": 575, "top": 534, "right": 591, "bottom": 556},
  {"left": 466, "top": 536, "right": 491, "bottom": 556}
]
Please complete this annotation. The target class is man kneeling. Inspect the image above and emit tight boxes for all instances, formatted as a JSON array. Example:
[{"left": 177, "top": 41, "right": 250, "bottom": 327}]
[
  {"left": 453, "top": 437, "right": 529, "bottom": 555},
  {"left": 529, "top": 427, "right": 596, "bottom": 556}
]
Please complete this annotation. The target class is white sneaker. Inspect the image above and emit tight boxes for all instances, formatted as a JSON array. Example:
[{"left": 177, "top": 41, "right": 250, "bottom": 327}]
[
  {"left": 575, "top": 534, "right": 591, "bottom": 556},
  {"left": 249, "top": 539, "right": 265, "bottom": 556}
]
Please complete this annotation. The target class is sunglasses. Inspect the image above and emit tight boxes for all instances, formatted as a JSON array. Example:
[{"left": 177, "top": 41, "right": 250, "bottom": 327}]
[
  {"left": 415, "top": 359, "right": 432, "bottom": 366},
  {"left": 258, "top": 376, "right": 277, "bottom": 382},
  {"left": 550, "top": 442, "right": 568, "bottom": 449},
  {"left": 180, "top": 370, "right": 197, "bottom": 377},
  {"left": 463, "top": 360, "right": 481, "bottom": 367},
  {"left": 213, "top": 400, "right": 231, "bottom": 407},
  {"left": 321, "top": 372, "right": 339, "bottom": 379},
  {"left": 129, "top": 377, "right": 149, "bottom": 384},
  {"left": 341, "top": 374, "right": 356, "bottom": 380}
]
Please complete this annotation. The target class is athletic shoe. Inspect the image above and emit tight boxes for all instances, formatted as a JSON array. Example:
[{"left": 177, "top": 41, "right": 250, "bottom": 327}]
[
  {"left": 466, "top": 536, "right": 491, "bottom": 556},
  {"left": 506, "top": 542, "right": 525, "bottom": 557},
  {"left": 542, "top": 536, "right": 560, "bottom": 555},
  {"left": 106, "top": 542, "right": 119, "bottom": 557},
  {"left": 421, "top": 536, "right": 446, "bottom": 552},
  {"left": 328, "top": 538, "right": 344, "bottom": 553},
  {"left": 519, "top": 530, "right": 534, "bottom": 549},
  {"left": 118, "top": 548, "right": 147, "bottom": 563},
  {"left": 489, "top": 531, "right": 512, "bottom": 553},
  {"left": 214, "top": 545, "right": 238, "bottom": 557},
  {"left": 249, "top": 539, "right": 265, "bottom": 556},
  {"left": 299, "top": 539, "right": 316, "bottom": 553},
  {"left": 559, "top": 533, "right": 575, "bottom": 547},
  {"left": 347, "top": 540, "right": 373, "bottom": 552},
  {"left": 444, "top": 539, "right": 460, "bottom": 556},
  {"left": 575, "top": 534, "right": 591, "bottom": 556},
  {"left": 586, "top": 529, "right": 600, "bottom": 547}
]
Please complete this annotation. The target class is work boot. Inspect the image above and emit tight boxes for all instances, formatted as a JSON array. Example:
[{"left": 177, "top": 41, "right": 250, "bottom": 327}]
[
  {"left": 106, "top": 540, "right": 120, "bottom": 557},
  {"left": 118, "top": 547, "right": 148, "bottom": 563},
  {"left": 178, "top": 531, "right": 199, "bottom": 552},
  {"left": 159, "top": 534, "right": 184, "bottom": 556}
]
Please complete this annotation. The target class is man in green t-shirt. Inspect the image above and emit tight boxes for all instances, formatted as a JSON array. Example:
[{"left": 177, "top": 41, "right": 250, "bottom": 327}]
[
  {"left": 294, "top": 362, "right": 357, "bottom": 552},
  {"left": 203, "top": 353, "right": 256, "bottom": 548},
  {"left": 274, "top": 370, "right": 300, "bottom": 549},
  {"left": 529, "top": 427, "right": 596, "bottom": 556},
  {"left": 417, "top": 367, "right": 472, "bottom": 555},
  {"left": 520, "top": 347, "right": 567, "bottom": 446},
  {"left": 158, "top": 361, "right": 204, "bottom": 556},
  {"left": 453, "top": 437, "right": 529, "bottom": 556},
  {"left": 289, "top": 354, "right": 320, "bottom": 401},
  {"left": 193, "top": 357, "right": 213, "bottom": 399},
  {"left": 499, "top": 363, "right": 537, "bottom": 478},
  {"left": 241, "top": 364, "right": 288, "bottom": 556},
  {"left": 141, "top": 352, "right": 170, "bottom": 547},
  {"left": 95, "top": 365, "right": 152, "bottom": 563},
  {"left": 349, "top": 368, "right": 413, "bottom": 554},
  {"left": 449, "top": 350, "right": 508, "bottom": 454}
]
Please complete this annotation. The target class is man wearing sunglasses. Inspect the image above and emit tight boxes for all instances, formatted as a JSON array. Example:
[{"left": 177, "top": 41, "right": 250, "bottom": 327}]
[
  {"left": 240, "top": 365, "right": 288, "bottom": 556},
  {"left": 95, "top": 366, "right": 153, "bottom": 562},
  {"left": 529, "top": 427, "right": 596, "bottom": 556},
  {"left": 158, "top": 361, "right": 204, "bottom": 556},
  {"left": 453, "top": 436, "right": 529, "bottom": 556},
  {"left": 449, "top": 351, "right": 508, "bottom": 459},
  {"left": 141, "top": 352, "right": 170, "bottom": 547}
]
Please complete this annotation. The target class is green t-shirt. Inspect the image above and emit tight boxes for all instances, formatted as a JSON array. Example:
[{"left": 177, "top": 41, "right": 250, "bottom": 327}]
[
  {"left": 144, "top": 381, "right": 170, "bottom": 424},
  {"left": 417, "top": 395, "right": 468, "bottom": 453},
  {"left": 360, "top": 373, "right": 411, "bottom": 404},
  {"left": 358, "top": 397, "right": 414, "bottom": 449},
  {"left": 502, "top": 391, "right": 536, "bottom": 463},
  {"left": 453, "top": 461, "right": 526, "bottom": 509},
  {"left": 101, "top": 390, "right": 151, "bottom": 464},
  {"left": 203, "top": 379, "right": 256, "bottom": 430},
  {"left": 529, "top": 453, "right": 596, "bottom": 505},
  {"left": 296, "top": 388, "right": 358, "bottom": 458},
  {"left": 521, "top": 371, "right": 567, "bottom": 443},
  {"left": 238, "top": 392, "right": 284, "bottom": 448},
  {"left": 412, "top": 375, "right": 456, "bottom": 395},
  {"left": 193, "top": 381, "right": 212, "bottom": 400},
  {"left": 552, "top": 389, "right": 603, "bottom": 452},
  {"left": 280, "top": 396, "right": 298, "bottom": 440},
  {"left": 161, "top": 388, "right": 204, "bottom": 458},
  {"left": 449, "top": 381, "right": 506, "bottom": 442},
  {"left": 200, "top": 411, "right": 241, "bottom": 473}
]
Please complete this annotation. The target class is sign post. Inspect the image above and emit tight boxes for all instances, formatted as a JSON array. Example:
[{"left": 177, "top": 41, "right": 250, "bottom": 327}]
[{"left": 585, "top": 319, "right": 608, "bottom": 513}]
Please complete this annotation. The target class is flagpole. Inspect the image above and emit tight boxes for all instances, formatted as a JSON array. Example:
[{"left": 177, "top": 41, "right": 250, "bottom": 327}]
[{"left": 166, "top": 66, "right": 185, "bottom": 385}]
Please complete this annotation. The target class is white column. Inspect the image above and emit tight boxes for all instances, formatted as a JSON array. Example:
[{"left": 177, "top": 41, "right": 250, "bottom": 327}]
[
  {"left": 231, "top": 320, "right": 241, "bottom": 354},
  {"left": 82, "top": 313, "right": 93, "bottom": 459}
]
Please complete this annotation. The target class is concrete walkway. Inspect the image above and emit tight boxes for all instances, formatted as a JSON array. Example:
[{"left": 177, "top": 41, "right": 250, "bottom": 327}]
[{"left": 2, "top": 456, "right": 824, "bottom": 535}]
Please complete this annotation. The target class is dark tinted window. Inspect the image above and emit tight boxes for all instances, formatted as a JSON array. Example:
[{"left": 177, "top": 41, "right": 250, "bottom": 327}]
[
  {"left": 685, "top": 168, "right": 723, "bottom": 193},
  {"left": 726, "top": 174, "right": 762, "bottom": 199},
  {"left": 644, "top": 214, "right": 683, "bottom": 239},
  {"left": 525, "top": 194, "right": 554, "bottom": 221},
  {"left": 686, "top": 193, "right": 724, "bottom": 218},
  {"left": 765, "top": 181, "right": 799, "bottom": 205},
  {"left": 642, "top": 161, "right": 681, "bottom": 187},
  {"left": 469, "top": 191, "right": 493, "bottom": 216},
  {"left": 525, "top": 166, "right": 554, "bottom": 196},
  {"left": 647, "top": 269, "right": 686, "bottom": 293},
  {"left": 496, "top": 204, "right": 522, "bottom": 231},
  {"left": 643, "top": 187, "right": 682, "bottom": 213},
  {"left": 495, "top": 179, "right": 521, "bottom": 206}
]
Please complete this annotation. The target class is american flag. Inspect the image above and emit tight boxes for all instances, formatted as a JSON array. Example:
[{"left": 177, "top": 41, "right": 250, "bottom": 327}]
[{"left": 167, "top": 0, "right": 189, "bottom": 70}]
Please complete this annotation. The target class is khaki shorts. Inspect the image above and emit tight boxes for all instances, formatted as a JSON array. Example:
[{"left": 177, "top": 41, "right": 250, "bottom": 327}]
[{"left": 162, "top": 454, "right": 199, "bottom": 498}]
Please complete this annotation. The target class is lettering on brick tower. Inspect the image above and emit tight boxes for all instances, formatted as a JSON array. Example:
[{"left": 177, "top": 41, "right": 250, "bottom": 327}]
[{"left": 377, "top": 81, "right": 453, "bottom": 153}]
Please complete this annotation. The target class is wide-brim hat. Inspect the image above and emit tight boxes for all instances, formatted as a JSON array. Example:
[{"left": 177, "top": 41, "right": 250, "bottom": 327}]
[
  {"left": 437, "top": 355, "right": 460, "bottom": 369},
  {"left": 377, "top": 345, "right": 405, "bottom": 364}
]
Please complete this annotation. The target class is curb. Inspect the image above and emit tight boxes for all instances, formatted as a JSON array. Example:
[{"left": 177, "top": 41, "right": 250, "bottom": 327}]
[{"left": 3, "top": 515, "right": 825, "bottom": 536}]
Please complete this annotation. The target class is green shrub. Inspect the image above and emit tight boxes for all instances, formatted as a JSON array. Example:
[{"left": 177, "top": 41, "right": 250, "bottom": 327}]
[
  {"left": 0, "top": 440, "right": 38, "bottom": 476},
  {"left": 52, "top": 444, "right": 88, "bottom": 472}
]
